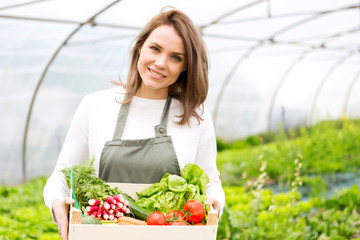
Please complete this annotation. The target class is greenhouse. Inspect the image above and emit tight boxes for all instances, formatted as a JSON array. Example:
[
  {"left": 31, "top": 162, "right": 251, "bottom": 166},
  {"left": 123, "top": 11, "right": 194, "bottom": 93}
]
[{"left": 1, "top": 0, "right": 360, "bottom": 239}]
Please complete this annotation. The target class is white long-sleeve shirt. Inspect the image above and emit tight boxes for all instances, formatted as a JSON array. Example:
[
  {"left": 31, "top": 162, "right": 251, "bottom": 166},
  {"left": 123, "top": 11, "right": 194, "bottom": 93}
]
[{"left": 43, "top": 86, "right": 225, "bottom": 220}]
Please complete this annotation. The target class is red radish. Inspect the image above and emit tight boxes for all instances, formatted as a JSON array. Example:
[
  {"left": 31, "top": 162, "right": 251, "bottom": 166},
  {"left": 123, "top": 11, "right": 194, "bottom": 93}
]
[
  {"left": 114, "top": 208, "right": 121, "bottom": 217},
  {"left": 103, "top": 201, "right": 110, "bottom": 210},
  {"left": 110, "top": 203, "right": 116, "bottom": 210},
  {"left": 96, "top": 204, "right": 103, "bottom": 218},
  {"left": 125, "top": 208, "right": 130, "bottom": 214},
  {"left": 91, "top": 211, "right": 97, "bottom": 218},
  {"left": 109, "top": 214, "right": 114, "bottom": 221},
  {"left": 102, "top": 209, "right": 109, "bottom": 220},
  {"left": 113, "top": 194, "right": 122, "bottom": 203},
  {"left": 106, "top": 196, "right": 116, "bottom": 204},
  {"left": 121, "top": 206, "right": 128, "bottom": 213},
  {"left": 109, "top": 209, "right": 114, "bottom": 214},
  {"left": 85, "top": 206, "right": 98, "bottom": 213},
  {"left": 88, "top": 199, "right": 100, "bottom": 206},
  {"left": 117, "top": 202, "right": 123, "bottom": 209},
  {"left": 114, "top": 194, "right": 125, "bottom": 203}
]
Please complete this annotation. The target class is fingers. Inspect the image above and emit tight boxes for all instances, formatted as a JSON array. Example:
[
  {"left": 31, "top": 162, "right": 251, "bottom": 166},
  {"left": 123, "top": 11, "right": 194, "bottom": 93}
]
[
  {"left": 205, "top": 198, "right": 220, "bottom": 214},
  {"left": 58, "top": 222, "right": 69, "bottom": 240},
  {"left": 52, "top": 198, "right": 73, "bottom": 240},
  {"left": 64, "top": 197, "right": 75, "bottom": 205}
]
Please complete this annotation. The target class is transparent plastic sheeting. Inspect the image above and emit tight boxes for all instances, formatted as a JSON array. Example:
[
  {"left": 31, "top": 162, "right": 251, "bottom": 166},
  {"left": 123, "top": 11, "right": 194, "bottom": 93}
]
[{"left": 0, "top": 0, "right": 359, "bottom": 184}]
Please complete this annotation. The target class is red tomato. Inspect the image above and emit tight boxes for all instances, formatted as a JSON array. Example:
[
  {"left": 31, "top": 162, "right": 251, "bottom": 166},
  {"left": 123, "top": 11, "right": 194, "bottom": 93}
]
[
  {"left": 168, "top": 221, "right": 189, "bottom": 226},
  {"left": 194, "top": 222, "right": 205, "bottom": 226},
  {"left": 146, "top": 211, "right": 167, "bottom": 225},
  {"left": 184, "top": 200, "right": 205, "bottom": 224},
  {"left": 166, "top": 210, "right": 185, "bottom": 222}
]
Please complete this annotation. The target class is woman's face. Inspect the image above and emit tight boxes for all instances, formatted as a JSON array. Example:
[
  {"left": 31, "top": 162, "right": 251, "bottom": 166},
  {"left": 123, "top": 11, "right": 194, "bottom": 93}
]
[{"left": 137, "top": 24, "right": 186, "bottom": 99}]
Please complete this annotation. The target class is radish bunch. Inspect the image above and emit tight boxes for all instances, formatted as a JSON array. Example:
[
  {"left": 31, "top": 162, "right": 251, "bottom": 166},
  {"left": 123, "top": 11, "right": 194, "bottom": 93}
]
[{"left": 84, "top": 194, "right": 131, "bottom": 221}]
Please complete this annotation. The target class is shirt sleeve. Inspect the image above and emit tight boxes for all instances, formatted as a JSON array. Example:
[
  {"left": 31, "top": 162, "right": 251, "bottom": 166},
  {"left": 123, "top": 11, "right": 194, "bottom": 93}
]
[
  {"left": 194, "top": 106, "right": 225, "bottom": 217},
  {"left": 43, "top": 96, "right": 90, "bottom": 223}
]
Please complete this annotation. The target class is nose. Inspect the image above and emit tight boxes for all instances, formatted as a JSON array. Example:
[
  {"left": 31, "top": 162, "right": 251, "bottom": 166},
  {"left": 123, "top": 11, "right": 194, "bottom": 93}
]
[{"left": 154, "top": 54, "right": 167, "bottom": 69}]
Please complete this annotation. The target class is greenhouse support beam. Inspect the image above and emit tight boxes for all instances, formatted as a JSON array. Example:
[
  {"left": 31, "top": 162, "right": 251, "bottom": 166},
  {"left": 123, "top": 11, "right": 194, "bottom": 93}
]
[
  {"left": 308, "top": 51, "right": 356, "bottom": 125},
  {"left": 212, "top": 42, "right": 264, "bottom": 126},
  {"left": 200, "top": 0, "right": 265, "bottom": 29},
  {"left": 0, "top": 14, "right": 81, "bottom": 25},
  {"left": 21, "top": 0, "right": 122, "bottom": 183},
  {"left": 343, "top": 70, "right": 360, "bottom": 115},
  {"left": 266, "top": 13, "right": 359, "bottom": 131},
  {"left": 267, "top": 28, "right": 359, "bottom": 131},
  {"left": 0, "top": 0, "right": 49, "bottom": 11},
  {"left": 212, "top": 5, "right": 357, "bottom": 132}
]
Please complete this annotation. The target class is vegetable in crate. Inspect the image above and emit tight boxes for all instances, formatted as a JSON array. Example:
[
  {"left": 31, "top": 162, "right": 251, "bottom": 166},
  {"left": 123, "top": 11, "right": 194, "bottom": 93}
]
[
  {"left": 62, "top": 157, "right": 151, "bottom": 221},
  {"left": 135, "top": 163, "right": 209, "bottom": 215}
]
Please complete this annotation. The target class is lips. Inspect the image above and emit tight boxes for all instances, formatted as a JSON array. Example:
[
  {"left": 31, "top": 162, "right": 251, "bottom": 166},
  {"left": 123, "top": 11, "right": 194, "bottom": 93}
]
[{"left": 148, "top": 68, "right": 166, "bottom": 79}]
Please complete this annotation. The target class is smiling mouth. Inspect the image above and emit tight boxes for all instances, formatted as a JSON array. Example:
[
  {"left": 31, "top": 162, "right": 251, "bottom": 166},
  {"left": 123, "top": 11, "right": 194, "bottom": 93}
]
[{"left": 148, "top": 68, "right": 166, "bottom": 79}]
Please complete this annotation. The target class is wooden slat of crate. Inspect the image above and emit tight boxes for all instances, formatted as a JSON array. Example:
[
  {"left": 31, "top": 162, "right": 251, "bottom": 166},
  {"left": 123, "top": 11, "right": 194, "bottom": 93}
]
[{"left": 69, "top": 225, "right": 217, "bottom": 240}]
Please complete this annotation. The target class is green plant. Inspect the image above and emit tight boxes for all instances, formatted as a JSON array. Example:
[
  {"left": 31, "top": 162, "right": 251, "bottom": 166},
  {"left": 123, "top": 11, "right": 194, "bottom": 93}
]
[
  {"left": 0, "top": 177, "right": 60, "bottom": 240},
  {"left": 217, "top": 118, "right": 360, "bottom": 198}
]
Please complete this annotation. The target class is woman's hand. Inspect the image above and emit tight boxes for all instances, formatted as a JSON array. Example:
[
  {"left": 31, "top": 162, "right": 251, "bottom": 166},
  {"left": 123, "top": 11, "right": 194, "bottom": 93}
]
[
  {"left": 52, "top": 197, "right": 75, "bottom": 240},
  {"left": 205, "top": 197, "right": 220, "bottom": 215}
]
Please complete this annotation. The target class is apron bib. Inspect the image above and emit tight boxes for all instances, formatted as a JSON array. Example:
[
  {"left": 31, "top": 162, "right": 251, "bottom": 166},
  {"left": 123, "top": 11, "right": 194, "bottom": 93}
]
[{"left": 99, "top": 95, "right": 181, "bottom": 183}]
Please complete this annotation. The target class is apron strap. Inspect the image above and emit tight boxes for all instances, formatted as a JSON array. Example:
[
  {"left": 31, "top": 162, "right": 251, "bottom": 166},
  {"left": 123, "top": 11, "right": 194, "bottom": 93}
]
[
  {"left": 155, "top": 96, "right": 172, "bottom": 138},
  {"left": 113, "top": 94, "right": 172, "bottom": 140},
  {"left": 113, "top": 94, "right": 131, "bottom": 140}
]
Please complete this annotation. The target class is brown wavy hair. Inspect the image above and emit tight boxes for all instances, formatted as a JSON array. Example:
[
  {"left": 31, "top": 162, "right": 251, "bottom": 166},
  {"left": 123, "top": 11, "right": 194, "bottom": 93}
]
[{"left": 116, "top": 8, "right": 209, "bottom": 125}]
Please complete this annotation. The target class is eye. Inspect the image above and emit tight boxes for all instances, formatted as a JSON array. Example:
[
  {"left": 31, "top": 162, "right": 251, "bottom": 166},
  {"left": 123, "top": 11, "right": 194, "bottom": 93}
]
[
  {"left": 171, "top": 55, "right": 182, "bottom": 62},
  {"left": 150, "top": 46, "right": 160, "bottom": 52}
]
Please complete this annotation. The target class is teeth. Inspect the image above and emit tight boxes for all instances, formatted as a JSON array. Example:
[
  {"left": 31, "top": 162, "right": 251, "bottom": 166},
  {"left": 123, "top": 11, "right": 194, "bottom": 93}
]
[{"left": 150, "top": 69, "right": 164, "bottom": 78}]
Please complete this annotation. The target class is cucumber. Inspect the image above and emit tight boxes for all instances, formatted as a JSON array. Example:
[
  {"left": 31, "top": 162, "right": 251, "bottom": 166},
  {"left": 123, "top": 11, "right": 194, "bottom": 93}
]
[{"left": 123, "top": 194, "right": 151, "bottom": 221}]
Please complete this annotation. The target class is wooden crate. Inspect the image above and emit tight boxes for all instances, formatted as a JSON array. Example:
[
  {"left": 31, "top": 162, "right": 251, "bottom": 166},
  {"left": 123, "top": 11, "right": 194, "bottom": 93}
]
[{"left": 68, "top": 183, "right": 218, "bottom": 240}]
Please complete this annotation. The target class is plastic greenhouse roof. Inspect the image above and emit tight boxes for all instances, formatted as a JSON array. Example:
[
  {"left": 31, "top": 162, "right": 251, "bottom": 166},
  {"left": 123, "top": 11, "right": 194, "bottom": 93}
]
[{"left": 0, "top": 0, "right": 359, "bottom": 184}]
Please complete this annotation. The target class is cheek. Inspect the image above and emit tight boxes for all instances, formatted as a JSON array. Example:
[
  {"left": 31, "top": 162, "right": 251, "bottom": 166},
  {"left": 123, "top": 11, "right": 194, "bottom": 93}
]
[
  {"left": 171, "top": 65, "right": 185, "bottom": 78},
  {"left": 137, "top": 55, "right": 146, "bottom": 74}
]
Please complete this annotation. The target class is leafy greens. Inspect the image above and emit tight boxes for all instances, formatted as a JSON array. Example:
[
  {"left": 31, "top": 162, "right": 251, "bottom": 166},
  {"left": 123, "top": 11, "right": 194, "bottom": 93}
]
[
  {"left": 135, "top": 163, "right": 209, "bottom": 214},
  {"left": 62, "top": 157, "right": 120, "bottom": 211}
]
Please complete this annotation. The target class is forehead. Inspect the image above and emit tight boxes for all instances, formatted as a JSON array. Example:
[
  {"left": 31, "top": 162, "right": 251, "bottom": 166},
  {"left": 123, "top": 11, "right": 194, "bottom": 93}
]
[{"left": 145, "top": 25, "right": 185, "bottom": 53}]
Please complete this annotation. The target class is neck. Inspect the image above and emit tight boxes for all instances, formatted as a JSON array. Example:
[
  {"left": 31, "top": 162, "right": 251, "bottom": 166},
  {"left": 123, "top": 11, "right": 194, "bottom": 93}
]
[{"left": 135, "top": 86, "right": 168, "bottom": 100}]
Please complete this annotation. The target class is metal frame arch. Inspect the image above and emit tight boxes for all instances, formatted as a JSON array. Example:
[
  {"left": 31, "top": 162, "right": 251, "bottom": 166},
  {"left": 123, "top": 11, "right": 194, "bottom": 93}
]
[
  {"left": 21, "top": 0, "right": 122, "bottom": 182},
  {"left": 308, "top": 50, "right": 357, "bottom": 124},
  {"left": 210, "top": 4, "right": 359, "bottom": 131},
  {"left": 267, "top": 27, "right": 359, "bottom": 131},
  {"left": 0, "top": 0, "right": 49, "bottom": 11},
  {"left": 343, "top": 69, "right": 360, "bottom": 115},
  {"left": 211, "top": 41, "right": 266, "bottom": 126},
  {"left": 200, "top": 0, "right": 266, "bottom": 29}
]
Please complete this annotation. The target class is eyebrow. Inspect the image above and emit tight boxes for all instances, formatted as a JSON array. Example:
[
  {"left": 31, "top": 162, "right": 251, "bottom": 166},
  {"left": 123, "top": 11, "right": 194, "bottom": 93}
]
[{"left": 150, "top": 42, "right": 185, "bottom": 56}]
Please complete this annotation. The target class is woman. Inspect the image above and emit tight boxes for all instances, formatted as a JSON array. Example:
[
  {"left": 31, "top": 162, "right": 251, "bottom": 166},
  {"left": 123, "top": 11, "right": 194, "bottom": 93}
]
[{"left": 44, "top": 8, "right": 225, "bottom": 239}]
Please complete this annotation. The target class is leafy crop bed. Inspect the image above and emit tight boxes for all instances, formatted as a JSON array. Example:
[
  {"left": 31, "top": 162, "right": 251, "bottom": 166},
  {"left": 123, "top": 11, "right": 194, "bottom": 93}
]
[
  {"left": 217, "top": 184, "right": 360, "bottom": 239},
  {"left": 216, "top": 117, "right": 360, "bottom": 239},
  {"left": 0, "top": 177, "right": 60, "bottom": 240}
]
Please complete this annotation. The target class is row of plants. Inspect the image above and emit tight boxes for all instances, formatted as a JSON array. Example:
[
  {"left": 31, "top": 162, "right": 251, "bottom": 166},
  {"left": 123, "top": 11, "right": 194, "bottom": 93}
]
[
  {"left": 0, "top": 177, "right": 60, "bottom": 240},
  {"left": 216, "top": 117, "right": 360, "bottom": 239},
  {"left": 217, "top": 156, "right": 360, "bottom": 239},
  {"left": 217, "top": 117, "right": 360, "bottom": 196},
  {"left": 218, "top": 184, "right": 360, "bottom": 239}
]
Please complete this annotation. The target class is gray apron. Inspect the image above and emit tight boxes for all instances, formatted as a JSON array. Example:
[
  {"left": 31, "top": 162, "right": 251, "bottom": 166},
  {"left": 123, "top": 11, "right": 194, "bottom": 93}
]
[{"left": 99, "top": 95, "right": 181, "bottom": 183}]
